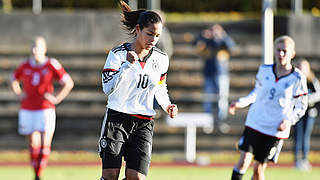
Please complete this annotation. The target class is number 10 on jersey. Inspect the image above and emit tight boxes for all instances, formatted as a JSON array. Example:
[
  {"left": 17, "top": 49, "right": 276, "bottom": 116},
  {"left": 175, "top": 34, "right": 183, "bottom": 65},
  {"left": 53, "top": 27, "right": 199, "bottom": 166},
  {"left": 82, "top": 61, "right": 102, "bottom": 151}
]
[{"left": 137, "top": 74, "right": 149, "bottom": 89}]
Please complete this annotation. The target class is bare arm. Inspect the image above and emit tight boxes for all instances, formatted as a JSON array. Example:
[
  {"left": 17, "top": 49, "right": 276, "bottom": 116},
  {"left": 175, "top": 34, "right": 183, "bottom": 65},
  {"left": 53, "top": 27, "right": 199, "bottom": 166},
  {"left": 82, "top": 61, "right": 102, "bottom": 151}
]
[
  {"left": 44, "top": 75, "right": 74, "bottom": 105},
  {"left": 11, "top": 79, "right": 26, "bottom": 101}
]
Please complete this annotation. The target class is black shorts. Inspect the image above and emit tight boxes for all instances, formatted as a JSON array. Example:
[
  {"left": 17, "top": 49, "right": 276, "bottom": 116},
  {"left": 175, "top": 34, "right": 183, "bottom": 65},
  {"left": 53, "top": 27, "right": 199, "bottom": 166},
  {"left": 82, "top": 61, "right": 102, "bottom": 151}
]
[
  {"left": 238, "top": 127, "right": 282, "bottom": 163},
  {"left": 99, "top": 109, "right": 154, "bottom": 175}
]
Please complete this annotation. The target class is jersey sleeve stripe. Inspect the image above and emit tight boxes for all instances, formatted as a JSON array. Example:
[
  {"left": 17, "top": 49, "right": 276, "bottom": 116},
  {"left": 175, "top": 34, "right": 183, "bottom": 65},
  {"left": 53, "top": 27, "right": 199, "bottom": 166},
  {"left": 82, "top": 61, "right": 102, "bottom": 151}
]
[
  {"left": 159, "top": 73, "right": 167, "bottom": 84},
  {"left": 103, "top": 68, "right": 118, "bottom": 72},
  {"left": 293, "top": 93, "right": 308, "bottom": 98}
]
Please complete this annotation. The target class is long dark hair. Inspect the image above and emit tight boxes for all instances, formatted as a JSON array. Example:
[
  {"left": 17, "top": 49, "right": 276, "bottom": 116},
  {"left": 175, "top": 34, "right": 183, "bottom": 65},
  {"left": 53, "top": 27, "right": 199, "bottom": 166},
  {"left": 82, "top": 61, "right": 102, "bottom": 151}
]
[{"left": 117, "top": 0, "right": 162, "bottom": 36}]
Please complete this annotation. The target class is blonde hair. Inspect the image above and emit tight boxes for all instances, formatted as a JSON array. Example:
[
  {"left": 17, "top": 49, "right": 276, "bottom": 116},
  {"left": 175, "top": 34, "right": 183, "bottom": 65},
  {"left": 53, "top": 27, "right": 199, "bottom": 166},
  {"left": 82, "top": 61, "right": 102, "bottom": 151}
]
[
  {"left": 296, "top": 58, "right": 315, "bottom": 82},
  {"left": 274, "top": 35, "right": 295, "bottom": 50},
  {"left": 32, "top": 36, "right": 47, "bottom": 49}
]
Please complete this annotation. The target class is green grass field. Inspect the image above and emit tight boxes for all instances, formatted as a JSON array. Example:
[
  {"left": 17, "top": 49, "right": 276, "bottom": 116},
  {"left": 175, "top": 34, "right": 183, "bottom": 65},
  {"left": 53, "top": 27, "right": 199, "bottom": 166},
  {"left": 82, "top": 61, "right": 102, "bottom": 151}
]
[
  {"left": 1, "top": 151, "right": 320, "bottom": 180},
  {"left": 0, "top": 166, "right": 319, "bottom": 180}
]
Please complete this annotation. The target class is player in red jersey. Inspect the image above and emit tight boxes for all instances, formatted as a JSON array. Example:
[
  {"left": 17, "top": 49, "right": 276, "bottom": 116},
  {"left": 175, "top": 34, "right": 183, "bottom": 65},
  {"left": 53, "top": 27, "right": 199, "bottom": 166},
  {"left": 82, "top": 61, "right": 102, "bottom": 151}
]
[{"left": 11, "top": 36, "right": 74, "bottom": 180}]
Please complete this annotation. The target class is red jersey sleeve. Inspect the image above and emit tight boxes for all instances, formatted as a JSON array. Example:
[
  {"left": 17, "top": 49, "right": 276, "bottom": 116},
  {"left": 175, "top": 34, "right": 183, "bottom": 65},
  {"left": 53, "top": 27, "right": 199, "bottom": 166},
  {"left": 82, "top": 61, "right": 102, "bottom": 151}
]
[
  {"left": 49, "top": 58, "right": 68, "bottom": 82},
  {"left": 12, "top": 61, "right": 27, "bottom": 80}
]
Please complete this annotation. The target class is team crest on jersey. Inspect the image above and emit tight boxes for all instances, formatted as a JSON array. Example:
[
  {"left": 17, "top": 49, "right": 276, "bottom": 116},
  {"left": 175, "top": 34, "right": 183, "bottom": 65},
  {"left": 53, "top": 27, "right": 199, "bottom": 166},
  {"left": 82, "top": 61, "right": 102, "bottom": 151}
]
[
  {"left": 152, "top": 59, "right": 159, "bottom": 71},
  {"left": 284, "top": 83, "right": 290, "bottom": 88},
  {"left": 42, "top": 69, "right": 48, "bottom": 75}
]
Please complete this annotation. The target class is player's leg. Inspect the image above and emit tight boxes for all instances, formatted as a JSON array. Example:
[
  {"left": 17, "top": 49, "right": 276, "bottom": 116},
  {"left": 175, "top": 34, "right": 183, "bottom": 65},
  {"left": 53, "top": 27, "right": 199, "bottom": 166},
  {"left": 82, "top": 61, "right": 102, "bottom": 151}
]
[
  {"left": 35, "top": 131, "right": 54, "bottom": 178},
  {"left": 125, "top": 119, "right": 154, "bottom": 180},
  {"left": 231, "top": 127, "right": 257, "bottom": 180},
  {"left": 101, "top": 169, "right": 121, "bottom": 180},
  {"left": 32, "top": 109, "right": 56, "bottom": 179},
  {"left": 125, "top": 168, "right": 146, "bottom": 180},
  {"left": 99, "top": 109, "right": 128, "bottom": 180},
  {"left": 232, "top": 150, "right": 253, "bottom": 180},
  {"left": 18, "top": 109, "right": 42, "bottom": 180},
  {"left": 28, "top": 131, "right": 42, "bottom": 180},
  {"left": 253, "top": 132, "right": 281, "bottom": 179},
  {"left": 252, "top": 161, "right": 267, "bottom": 180}
]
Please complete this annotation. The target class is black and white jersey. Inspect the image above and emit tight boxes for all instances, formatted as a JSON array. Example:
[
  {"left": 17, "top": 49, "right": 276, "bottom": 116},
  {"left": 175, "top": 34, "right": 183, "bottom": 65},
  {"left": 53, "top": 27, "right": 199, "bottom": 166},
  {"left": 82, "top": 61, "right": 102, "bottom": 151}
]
[
  {"left": 237, "top": 64, "right": 308, "bottom": 139},
  {"left": 101, "top": 43, "right": 171, "bottom": 116}
]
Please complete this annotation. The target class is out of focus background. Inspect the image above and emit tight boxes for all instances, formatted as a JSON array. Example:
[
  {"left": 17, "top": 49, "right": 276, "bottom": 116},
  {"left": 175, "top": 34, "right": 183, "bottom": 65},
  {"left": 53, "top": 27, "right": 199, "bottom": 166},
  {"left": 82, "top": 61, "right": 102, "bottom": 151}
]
[{"left": 1, "top": 0, "right": 320, "bottom": 166}]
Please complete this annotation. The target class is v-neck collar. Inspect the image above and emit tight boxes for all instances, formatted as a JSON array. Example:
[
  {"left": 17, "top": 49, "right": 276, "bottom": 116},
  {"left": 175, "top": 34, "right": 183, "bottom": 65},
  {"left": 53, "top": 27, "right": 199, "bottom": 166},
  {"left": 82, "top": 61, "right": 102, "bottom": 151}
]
[
  {"left": 125, "top": 42, "right": 154, "bottom": 69},
  {"left": 272, "top": 64, "right": 294, "bottom": 82},
  {"left": 137, "top": 47, "right": 153, "bottom": 69}
]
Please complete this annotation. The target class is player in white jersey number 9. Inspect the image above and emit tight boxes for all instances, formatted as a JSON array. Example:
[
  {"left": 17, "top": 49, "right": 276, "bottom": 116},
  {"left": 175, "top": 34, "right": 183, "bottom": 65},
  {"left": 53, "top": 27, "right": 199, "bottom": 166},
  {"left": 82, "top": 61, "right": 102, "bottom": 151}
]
[{"left": 229, "top": 36, "right": 308, "bottom": 180}]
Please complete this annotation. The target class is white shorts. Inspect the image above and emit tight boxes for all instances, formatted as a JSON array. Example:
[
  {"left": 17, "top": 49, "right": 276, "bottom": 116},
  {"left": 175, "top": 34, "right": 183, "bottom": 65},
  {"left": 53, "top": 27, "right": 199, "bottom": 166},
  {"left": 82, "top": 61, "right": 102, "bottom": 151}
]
[{"left": 18, "top": 109, "right": 56, "bottom": 135}]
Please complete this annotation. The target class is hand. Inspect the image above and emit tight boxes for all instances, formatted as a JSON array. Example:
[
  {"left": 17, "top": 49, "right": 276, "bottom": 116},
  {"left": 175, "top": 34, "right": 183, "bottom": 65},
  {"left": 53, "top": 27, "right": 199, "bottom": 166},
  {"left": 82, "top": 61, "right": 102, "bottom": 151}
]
[
  {"left": 228, "top": 102, "right": 238, "bottom": 115},
  {"left": 278, "top": 119, "right": 291, "bottom": 131},
  {"left": 167, "top": 104, "right": 178, "bottom": 118},
  {"left": 126, "top": 51, "right": 139, "bottom": 64},
  {"left": 44, "top": 92, "right": 59, "bottom": 105}
]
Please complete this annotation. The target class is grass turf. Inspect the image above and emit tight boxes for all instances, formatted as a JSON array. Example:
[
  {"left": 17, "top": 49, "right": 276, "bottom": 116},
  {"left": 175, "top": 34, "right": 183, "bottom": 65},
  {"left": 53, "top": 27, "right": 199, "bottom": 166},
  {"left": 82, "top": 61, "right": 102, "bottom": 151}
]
[
  {"left": 1, "top": 150, "right": 320, "bottom": 180},
  {"left": 0, "top": 166, "right": 320, "bottom": 180}
]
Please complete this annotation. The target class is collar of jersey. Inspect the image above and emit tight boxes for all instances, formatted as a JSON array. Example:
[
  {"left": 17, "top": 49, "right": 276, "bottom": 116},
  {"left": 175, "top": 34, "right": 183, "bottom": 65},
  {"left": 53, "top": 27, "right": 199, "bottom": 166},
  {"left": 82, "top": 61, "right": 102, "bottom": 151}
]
[
  {"left": 29, "top": 57, "right": 49, "bottom": 67},
  {"left": 124, "top": 42, "right": 153, "bottom": 63}
]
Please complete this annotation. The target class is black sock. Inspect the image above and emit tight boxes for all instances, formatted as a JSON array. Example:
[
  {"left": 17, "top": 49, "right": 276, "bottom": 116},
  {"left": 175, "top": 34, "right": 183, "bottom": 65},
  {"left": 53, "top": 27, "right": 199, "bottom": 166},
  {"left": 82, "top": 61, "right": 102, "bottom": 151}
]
[{"left": 231, "top": 169, "right": 243, "bottom": 180}]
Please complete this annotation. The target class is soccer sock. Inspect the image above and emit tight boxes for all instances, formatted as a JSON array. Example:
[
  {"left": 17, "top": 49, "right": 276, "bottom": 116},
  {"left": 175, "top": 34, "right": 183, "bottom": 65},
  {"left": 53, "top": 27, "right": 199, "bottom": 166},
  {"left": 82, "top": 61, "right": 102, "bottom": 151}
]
[
  {"left": 36, "top": 146, "right": 51, "bottom": 177},
  {"left": 29, "top": 146, "right": 41, "bottom": 175},
  {"left": 231, "top": 167, "right": 244, "bottom": 180}
]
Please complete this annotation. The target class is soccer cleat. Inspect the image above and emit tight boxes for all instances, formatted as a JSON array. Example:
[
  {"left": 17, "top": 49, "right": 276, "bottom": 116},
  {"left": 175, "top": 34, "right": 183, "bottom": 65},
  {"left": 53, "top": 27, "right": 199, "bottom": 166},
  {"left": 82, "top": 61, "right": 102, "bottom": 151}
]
[{"left": 34, "top": 176, "right": 41, "bottom": 180}]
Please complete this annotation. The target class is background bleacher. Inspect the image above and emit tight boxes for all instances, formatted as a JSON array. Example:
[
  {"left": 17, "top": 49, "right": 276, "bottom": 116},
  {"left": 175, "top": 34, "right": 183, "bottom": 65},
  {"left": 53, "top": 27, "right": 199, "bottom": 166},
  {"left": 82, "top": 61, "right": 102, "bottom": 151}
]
[{"left": 1, "top": 15, "right": 320, "bottom": 153}]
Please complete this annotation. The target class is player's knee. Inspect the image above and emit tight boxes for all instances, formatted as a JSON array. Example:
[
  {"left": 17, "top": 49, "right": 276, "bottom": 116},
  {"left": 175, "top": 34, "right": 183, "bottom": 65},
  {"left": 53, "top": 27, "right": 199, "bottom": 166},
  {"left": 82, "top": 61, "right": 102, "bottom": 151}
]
[
  {"left": 253, "top": 162, "right": 265, "bottom": 176},
  {"left": 125, "top": 169, "right": 146, "bottom": 180},
  {"left": 102, "top": 169, "right": 119, "bottom": 180}
]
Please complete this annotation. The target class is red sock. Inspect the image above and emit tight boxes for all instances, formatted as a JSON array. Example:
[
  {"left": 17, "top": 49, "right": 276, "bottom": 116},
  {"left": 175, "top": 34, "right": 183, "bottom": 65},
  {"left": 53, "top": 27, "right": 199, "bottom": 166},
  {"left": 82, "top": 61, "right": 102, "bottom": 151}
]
[
  {"left": 29, "top": 146, "right": 41, "bottom": 176},
  {"left": 35, "top": 146, "right": 51, "bottom": 177}
]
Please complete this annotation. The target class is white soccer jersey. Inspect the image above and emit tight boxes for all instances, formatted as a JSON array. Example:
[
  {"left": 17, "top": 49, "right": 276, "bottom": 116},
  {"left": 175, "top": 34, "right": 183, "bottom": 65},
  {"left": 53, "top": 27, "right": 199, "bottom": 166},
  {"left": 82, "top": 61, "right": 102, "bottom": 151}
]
[
  {"left": 101, "top": 43, "right": 171, "bottom": 116},
  {"left": 237, "top": 64, "right": 308, "bottom": 139}
]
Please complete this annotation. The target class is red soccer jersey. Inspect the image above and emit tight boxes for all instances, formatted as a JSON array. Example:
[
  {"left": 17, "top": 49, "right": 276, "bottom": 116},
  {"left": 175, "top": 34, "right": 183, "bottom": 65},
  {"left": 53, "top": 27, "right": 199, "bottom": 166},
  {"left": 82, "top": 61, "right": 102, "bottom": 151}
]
[{"left": 12, "top": 57, "right": 68, "bottom": 110}]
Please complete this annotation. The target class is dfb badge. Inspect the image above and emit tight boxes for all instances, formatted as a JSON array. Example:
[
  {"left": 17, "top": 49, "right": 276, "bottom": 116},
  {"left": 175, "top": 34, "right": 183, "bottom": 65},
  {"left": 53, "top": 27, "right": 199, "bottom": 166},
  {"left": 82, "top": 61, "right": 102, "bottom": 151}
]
[{"left": 152, "top": 59, "right": 159, "bottom": 71}]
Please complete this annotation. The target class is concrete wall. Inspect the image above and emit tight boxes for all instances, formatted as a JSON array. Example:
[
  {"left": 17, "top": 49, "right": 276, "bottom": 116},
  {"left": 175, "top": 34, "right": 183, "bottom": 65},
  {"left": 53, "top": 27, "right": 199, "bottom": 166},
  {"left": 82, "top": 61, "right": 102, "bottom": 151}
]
[
  {"left": 275, "top": 14, "right": 320, "bottom": 56},
  {"left": 0, "top": 11, "right": 131, "bottom": 54}
]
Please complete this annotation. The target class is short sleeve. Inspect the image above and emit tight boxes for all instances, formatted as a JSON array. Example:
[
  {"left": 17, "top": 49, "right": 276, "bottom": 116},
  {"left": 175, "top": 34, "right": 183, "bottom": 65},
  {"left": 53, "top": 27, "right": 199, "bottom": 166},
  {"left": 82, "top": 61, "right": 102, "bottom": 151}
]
[{"left": 49, "top": 58, "right": 67, "bottom": 81}]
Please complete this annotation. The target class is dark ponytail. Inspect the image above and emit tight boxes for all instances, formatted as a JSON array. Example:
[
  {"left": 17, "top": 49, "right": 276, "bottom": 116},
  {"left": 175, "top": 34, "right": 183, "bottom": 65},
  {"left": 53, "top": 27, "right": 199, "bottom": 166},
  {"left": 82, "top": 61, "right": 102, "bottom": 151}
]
[{"left": 118, "top": 0, "right": 162, "bottom": 36}]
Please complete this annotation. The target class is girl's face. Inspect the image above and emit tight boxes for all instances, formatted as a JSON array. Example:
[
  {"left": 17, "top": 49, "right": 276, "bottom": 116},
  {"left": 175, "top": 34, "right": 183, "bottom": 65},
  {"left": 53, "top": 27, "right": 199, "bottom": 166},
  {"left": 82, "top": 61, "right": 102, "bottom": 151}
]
[
  {"left": 32, "top": 38, "right": 47, "bottom": 63},
  {"left": 275, "top": 41, "right": 295, "bottom": 67},
  {"left": 136, "top": 22, "right": 163, "bottom": 50}
]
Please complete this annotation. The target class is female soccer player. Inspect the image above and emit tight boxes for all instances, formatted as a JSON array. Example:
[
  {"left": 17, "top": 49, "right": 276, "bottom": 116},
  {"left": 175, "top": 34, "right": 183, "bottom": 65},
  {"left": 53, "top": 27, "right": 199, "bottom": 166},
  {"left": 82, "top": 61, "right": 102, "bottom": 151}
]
[
  {"left": 228, "top": 35, "right": 308, "bottom": 180},
  {"left": 98, "top": 1, "right": 178, "bottom": 180},
  {"left": 11, "top": 36, "right": 74, "bottom": 180}
]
